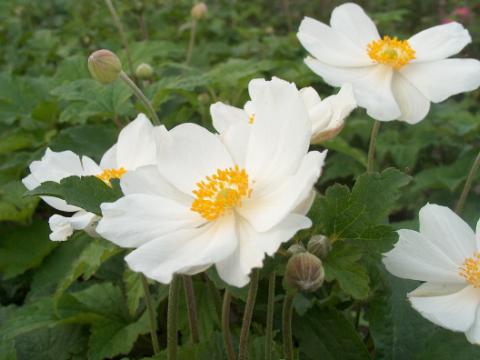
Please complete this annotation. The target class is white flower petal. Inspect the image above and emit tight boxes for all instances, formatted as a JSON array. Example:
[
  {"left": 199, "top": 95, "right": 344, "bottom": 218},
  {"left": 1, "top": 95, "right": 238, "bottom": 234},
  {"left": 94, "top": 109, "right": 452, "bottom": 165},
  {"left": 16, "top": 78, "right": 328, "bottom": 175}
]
[
  {"left": 409, "top": 22, "right": 472, "bottom": 62},
  {"left": 383, "top": 229, "right": 463, "bottom": 283},
  {"left": 114, "top": 113, "right": 157, "bottom": 170},
  {"left": 419, "top": 204, "right": 476, "bottom": 266},
  {"left": 297, "top": 17, "right": 371, "bottom": 67},
  {"left": 299, "top": 86, "right": 322, "bottom": 109},
  {"left": 391, "top": 73, "right": 430, "bottom": 124},
  {"left": 476, "top": 219, "right": 480, "bottom": 251},
  {"left": 210, "top": 102, "right": 248, "bottom": 134},
  {"left": 49, "top": 211, "right": 98, "bottom": 241},
  {"left": 466, "top": 306, "right": 480, "bottom": 345},
  {"left": 245, "top": 77, "right": 311, "bottom": 185},
  {"left": 220, "top": 122, "right": 251, "bottom": 168},
  {"left": 330, "top": 2, "right": 381, "bottom": 48},
  {"left": 239, "top": 151, "right": 326, "bottom": 232},
  {"left": 409, "top": 284, "right": 480, "bottom": 332},
  {"left": 293, "top": 190, "right": 316, "bottom": 216},
  {"left": 216, "top": 214, "right": 311, "bottom": 287},
  {"left": 304, "top": 58, "right": 401, "bottom": 121},
  {"left": 100, "top": 144, "right": 118, "bottom": 169},
  {"left": 81, "top": 156, "right": 102, "bottom": 176},
  {"left": 125, "top": 214, "right": 237, "bottom": 284},
  {"left": 400, "top": 59, "right": 480, "bottom": 103},
  {"left": 97, "top": 194, "right": 204, "bottom": 248},
  {"left": 156, "top": 123, "right": 234, "bottom": 195}
]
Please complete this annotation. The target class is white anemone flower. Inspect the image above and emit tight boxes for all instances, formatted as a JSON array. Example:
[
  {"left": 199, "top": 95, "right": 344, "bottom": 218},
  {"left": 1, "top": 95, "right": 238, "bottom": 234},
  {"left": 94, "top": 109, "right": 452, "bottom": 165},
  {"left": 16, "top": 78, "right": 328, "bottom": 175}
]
[
  {"left": 22, "top": 114, "right": 159, "bottom": 241},
  {"left": 383, "top": 204, "right": 480, "bottom": 344},
  {"left": 297, "top": 2, "right": 480, "bottom": 124},
  {"left": 210, "top": 77, "right": 356, "bottom": 144},
  {"left": 97, "top": 78, "right": 327, "bottom": 287}
]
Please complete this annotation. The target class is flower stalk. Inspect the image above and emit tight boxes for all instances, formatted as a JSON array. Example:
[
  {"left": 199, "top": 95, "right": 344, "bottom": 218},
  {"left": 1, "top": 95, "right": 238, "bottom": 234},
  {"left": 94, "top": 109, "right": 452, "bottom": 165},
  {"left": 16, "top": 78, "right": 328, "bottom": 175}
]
[
  {"left": 182, "top": 275, "right": 200, "bottom": 344},
  {"left": 222, "top": 290, "right": 236, "bottom": 360},
  {"left": 167, "top": 275, "right": 181, "bottom": 360},
  {"left": 455, "top": 150, "right": 480, "bottom": 214},
  {"left": 238, "top": 270, "right": 260, "bottom": 360},
  {"left": 185, "top": 20, "right": 197, "bottom": 65},
  {"left": 141, "top": 275, "right": 160, "bottom": 354},
  {"left": 282, "top": 292, "right": 295, "bottom": 360},
  {"left": 367, "top": 120, "right": 381, "bottom": 173},
  {"left": 265, "top": 271, "right": 276, "bottom": 360}
]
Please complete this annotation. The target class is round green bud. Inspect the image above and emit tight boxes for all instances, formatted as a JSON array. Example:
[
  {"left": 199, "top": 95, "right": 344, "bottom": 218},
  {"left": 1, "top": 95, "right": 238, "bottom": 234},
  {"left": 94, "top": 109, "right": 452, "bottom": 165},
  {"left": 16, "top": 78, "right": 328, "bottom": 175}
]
[
  {"left": 197, "top": 92, "right": 210, "bottom": 104},
  {"left": 191, "top": 2, "right": 207, "bottom": 20},
  {"left": 285, "top": 252, "right": 324, "bottom": 293},
  {"left": 88, "top": 49, "right": 122, "bottom": 84},
  {"left": 135, "top": 62, "right": 154, "bottom": 79},
  {"left": 287, "top": 243, "right": 306, "bottom": 255},
  {"left": 307, "top": 235, "right": 331, "bottom": 260}
]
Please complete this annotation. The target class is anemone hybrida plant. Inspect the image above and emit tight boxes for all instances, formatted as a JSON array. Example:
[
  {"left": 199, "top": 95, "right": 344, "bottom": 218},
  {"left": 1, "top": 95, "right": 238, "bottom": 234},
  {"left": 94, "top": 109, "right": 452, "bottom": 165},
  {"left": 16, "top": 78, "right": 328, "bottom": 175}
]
[
  {"left": 22, "top": 114, "right": 160, "bottom": 241},
  {"left": 211, "top": 78, "right": 356, "bottom": 145},
  {"left": 97, "top": 77, "right": 327, "bottom": 287},
  {"left": 383, "top": 204, "right": 480, "bottom": 344},
  {"left": 297, "top": 2, "right": 480, "bottom": 124}
]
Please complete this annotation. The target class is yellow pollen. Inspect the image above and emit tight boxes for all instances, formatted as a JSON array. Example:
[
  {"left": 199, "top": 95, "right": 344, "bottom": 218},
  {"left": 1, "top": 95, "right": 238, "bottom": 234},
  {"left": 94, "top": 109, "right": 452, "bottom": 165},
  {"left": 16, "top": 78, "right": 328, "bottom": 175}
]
[
  {"left": 367, "top": 36, "right": 415, "bottom": 69},
  {"left": 191, "top": 166, "right": 251, "bottom": 221},
  {"left": 96, "top": 167, "right": 126, "bottom": 185},
  {"left": 459, "top": 252, "right": 480, "bottom": 288},
  {"left": 248, "top": 114, "right": 255, "bottom": 124}
]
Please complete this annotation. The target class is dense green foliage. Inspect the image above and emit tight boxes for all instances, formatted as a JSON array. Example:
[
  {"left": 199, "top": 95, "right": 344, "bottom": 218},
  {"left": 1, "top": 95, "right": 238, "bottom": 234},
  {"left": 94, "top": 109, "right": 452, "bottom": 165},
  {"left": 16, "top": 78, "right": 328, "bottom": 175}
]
[{"left": 0, "top": 0, "right": 479, "bottom": 359}]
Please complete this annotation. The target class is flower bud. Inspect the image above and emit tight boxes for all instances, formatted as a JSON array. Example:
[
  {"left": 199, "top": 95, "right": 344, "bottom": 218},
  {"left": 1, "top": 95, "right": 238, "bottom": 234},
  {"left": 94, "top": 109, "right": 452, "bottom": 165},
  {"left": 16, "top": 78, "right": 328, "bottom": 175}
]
[
  {"left": 197, "top": 92, "right": 210, "bottom": 104},
  {"left": 191, "top": 2, "right": 207, "bottom": 20},
  {"left": 287, "top": 243, "right": 306, "bottom": 255},
  {"left": 135, "top": 62, "right": 154, "bottom": 79},
  {"left": 307, "top": 235, "right": 331, "bottom": 260},
  {"left": 88, "top": 49, "right": 122, "bottom": 84},
  {"left": 285, "top": 252, "right": 324, "bottom": 293}
]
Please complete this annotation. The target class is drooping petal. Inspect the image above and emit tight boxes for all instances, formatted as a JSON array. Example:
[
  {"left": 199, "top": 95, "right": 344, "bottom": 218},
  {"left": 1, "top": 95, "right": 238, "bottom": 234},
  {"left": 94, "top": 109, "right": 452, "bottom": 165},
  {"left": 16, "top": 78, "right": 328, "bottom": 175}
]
[
  {"left": 210, "top": 102, "right": 248, "bottom": 134},
  {"left": 244, "top": 77, "right": 311, "bottom": 185},
  {"left": 466, "top": 306, "right": 480, "bottom": 345},
  {"left": 391, "top": 73, "right": 430, "bottom": 124},
  {"left": 419, "top": 204, "right": 476, "bottom": 266},
  {"left": 409, "top": 284, "right": 480, "bottom": 332},
  {"left": 156, "top": 123, "right": 234, "bottom": 195},
  {"left": 304, "top": 58, "right": 401, "bottom": 121},
  {"left": 383, "top": 229, "right": 463, "bottom": 283},
  {"left": 330, "top": 2, "right": 381, "bottom": 48},
  {"left": 97, "top": 193, "right": 204, "bottom": 248},
  {"left": 114, "top": 113, "right": 157, "bottom": 170},
  {"left": 297, "top": 17, "right": 371, "bottom": 67},
  {"left": 400, "top": 59, "right": 480, "bottom": 103},
  {"left": 216, "top": 214, "right": 311, "bottom": 287},
  {"left": 239, "top": 151, "right": 326, "bottom": 232},
  {"left": 409, "top": 22, "right": 472, "bottom": 62},
  {"left": 48, "top": 211, "right": 98, "bottom": 241},
  {"left": 125, "top": 214, "right": 237, "bottom": 284}
]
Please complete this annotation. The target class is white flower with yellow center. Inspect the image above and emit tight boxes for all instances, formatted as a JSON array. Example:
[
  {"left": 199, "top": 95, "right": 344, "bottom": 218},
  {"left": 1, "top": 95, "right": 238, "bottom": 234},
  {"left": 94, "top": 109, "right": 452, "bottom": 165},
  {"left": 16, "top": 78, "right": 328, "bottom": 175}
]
[
  {"left": 96, "top": 78, "right": 327, "bottom": 287},
  {"left": 297, "top": 2, "right": 480, "bottom": 124},
  {"left": 383, "top": 204, "right": 480, "bottom": 344},
  {"left": 22, "top": 114, "right": 159, "bottom": 241},
  {"left": 210, "top": 77, "right": 356, "bottom": 145}
]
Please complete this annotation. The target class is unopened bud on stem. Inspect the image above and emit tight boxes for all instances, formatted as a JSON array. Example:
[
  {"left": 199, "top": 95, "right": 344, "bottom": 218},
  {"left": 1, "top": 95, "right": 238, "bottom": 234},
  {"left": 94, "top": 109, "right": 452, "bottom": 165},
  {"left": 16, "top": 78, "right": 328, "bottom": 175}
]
[
  {"left": 287, "top": 243, "right": 306, "bottom": 255},
  {"left": 285, "top": 252, "right": 324, "bottom": 293},
  {"left": 191, "top": 2, "right": 207, "bottom": 20},
  {"left": 88, "top": 49, "right": 122, "bottom": 84},
  {"left": 307, "top": 235, "right": 331, "bottom": 260},
  {"left": 135, "top": 63, "right": 154, "bottom": 79}
]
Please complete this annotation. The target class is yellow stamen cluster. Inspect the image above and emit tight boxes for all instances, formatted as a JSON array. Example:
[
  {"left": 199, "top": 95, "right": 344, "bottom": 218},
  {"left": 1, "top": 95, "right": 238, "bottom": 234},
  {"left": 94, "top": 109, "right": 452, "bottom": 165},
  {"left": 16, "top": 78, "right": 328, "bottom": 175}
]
[
  {"left": 96, "top": 167, "right": 127, "bottom": 185},
  {"left": 248, "top": 114, "right": 255, "bottom": 124},
  {"left": 459, "top": 252, "right": 480, "bottom": 288},
  {"left": 191, "top": 166, "right": 251, "bottom": 221},
  {"left": 367, "top": 36, "right": 416, "bottom": 69}
]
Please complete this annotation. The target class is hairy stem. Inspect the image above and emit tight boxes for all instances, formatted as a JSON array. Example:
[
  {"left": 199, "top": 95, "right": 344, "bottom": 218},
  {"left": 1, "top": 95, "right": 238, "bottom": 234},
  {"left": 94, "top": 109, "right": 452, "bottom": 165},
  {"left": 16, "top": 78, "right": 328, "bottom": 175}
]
[
  {"left": 282, "top": 293, "right": 295, "bottom": 360},
  {"left": 119, "top": 71, "right": 161, "bottom": 125},
  {"left": 182, "top": 275, "right": 200, "bottom": 343},
  {"left": 367, "top": 120, "right": 381, "bottom": 173},
  {"left": 238, "top": 270, "right": 260, "bottom": 360},
  {"left": 167, "top": 275, "right": 181, "bottom": 360},
  {"left": 265, "top": 271, "right": 276, "bottom": 360},
  {"left": 185, "top": 20, "right": 197, "bottom": 65},
  {"left": 141, "top": 275, "right": 160, "bottom": 354},
  {"left": 222, "top": 291, "right": 236, "bottom": 360},
  {"left": 455, "top": 151, "right": 480, "bottom": 214}
]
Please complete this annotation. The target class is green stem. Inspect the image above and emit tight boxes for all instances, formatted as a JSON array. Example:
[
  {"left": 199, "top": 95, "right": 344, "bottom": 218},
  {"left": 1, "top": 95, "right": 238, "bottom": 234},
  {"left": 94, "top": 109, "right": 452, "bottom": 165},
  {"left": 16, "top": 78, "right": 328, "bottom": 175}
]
[
  {"left": 185, "top": 19, "right": 197, "bottom": 65},
  {"left": 455, "top": 150, "right": 480, "bottom": 214},
  {"left": 222, "top": 291, "right": 236, "bottom": 360},
  {"left": 119, "top": 71, "right": 161, "bottom": 125},
  {"left": 167, "top": 275, "right": 181, "bottom": 360},
  {"left": 205, "top": 274, "right": 223, "bottom": 319},
  {"left": 282, "top": 293, "right": 295, "bottom": 360},
  {"left": 182, "top": 275, "right": 200, "bottom": 344},
  {"left": 265, "top": 271, "right": 276, "bottom": 360},
  {"left": 238, "top": 270, "right": 260, "bottom": 360},
  {"left": 141, "top": 275, "right": 160, "bottom": 354},
  {"left": 104, "top": 0, "right": 136, "bottom": 78},
  {"left": 367, "top": 120, "right": 381, "bottom": 173}
]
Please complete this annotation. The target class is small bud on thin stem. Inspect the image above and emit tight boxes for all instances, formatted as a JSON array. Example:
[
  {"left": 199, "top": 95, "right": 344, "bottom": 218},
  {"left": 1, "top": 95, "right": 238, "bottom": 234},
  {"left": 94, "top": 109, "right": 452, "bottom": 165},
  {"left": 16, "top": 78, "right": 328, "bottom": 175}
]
[
  {"left": 191, "top": 2, "right": 208, "bottom": 20},
  {"left": 285, "top": 252, "right": 324, "bottom": 293},
  {"left": 88, "top": 49, "right": 122, "bottom": 84},
  {"left": 287, "top": 243, "right": 306, "bottom": 255},
  {"left": 307, "top": 235, "right": 331, "bottom": 260},
  {"left": 135, "top": 62, "right": 154, "bottom": 79}
]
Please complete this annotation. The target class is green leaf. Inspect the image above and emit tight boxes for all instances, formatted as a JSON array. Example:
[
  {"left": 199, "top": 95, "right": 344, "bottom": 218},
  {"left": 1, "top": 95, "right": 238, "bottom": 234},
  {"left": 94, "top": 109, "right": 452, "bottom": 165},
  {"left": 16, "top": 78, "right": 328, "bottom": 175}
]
[
  {"left": 123, "top": 268, "right": 144, "bottom": 317},
  {"left": 0, "top": 181, "right": 39, "bottom": 223},
  {"left": 294, "top": 306, "right": 371, "bottom": 360},
  {"left": 0, "top": 221, "right": 56, "bottom": 279},
  {"left": 27, "top": 176, "right": 123, "bottom": 215}
]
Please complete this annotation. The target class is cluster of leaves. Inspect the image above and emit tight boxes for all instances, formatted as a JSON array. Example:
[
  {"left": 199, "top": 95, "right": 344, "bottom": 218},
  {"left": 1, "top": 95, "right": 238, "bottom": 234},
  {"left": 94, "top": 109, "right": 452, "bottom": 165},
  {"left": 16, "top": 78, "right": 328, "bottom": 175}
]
[{"left": 0, "top": 0, "right": 479, "bottom": 359}]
